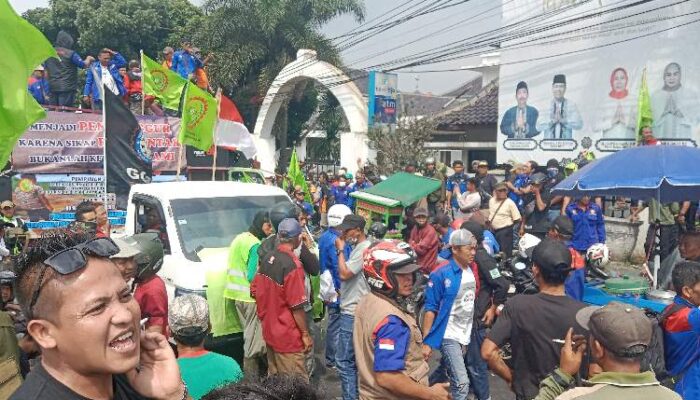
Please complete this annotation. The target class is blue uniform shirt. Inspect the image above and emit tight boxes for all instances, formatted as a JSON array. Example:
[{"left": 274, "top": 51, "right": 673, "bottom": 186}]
[
  {"left": 566, "top": 202, "right": 606, "bottom": 252},
  {"left": 446, "top": 172, "right": 468, "bottom": 209},
  {"left": 483, "top": 230, "right": 500, "bottom": 255},
  {"left": 330, "top": 185, "right": 352, "bottom": 209},
  {"left": 171, "top": 50, "right": 204, "bottom": 79},
  {"left": 662, "top": 296, "right": 700, "bottom": 399},
  {"left": 438, "top": 227, "right": 454, "bottom": 260},
  {"left": 28, "top": 78, "right": 50, "bottom": 105},
  {"left": 373, "top": 315, "right": 411, "bottom": 372},
  {"left": 318, "top": 228, "right": 350, "bottom": 308},
  {"left": 347, "top": 181, "right": 373, "bottom": 209}
]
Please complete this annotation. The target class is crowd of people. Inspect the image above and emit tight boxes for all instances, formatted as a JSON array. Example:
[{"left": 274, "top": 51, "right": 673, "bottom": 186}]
[
  {"left": 26, "top": 31, "right": 213, "bottom": 114},
  {"left": 0, "top": 151, "right": 697, "bottom": 400}
]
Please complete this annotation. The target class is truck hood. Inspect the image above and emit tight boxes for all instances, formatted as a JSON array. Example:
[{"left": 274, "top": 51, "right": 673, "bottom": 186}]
[{"left": 169, "top": 247, "right": 229, "bottom": 291}]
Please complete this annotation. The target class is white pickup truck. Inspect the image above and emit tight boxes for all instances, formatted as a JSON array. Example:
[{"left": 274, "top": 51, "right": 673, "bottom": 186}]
[{"left": 124, "top": 181, "right": 292, "bottom": 297}]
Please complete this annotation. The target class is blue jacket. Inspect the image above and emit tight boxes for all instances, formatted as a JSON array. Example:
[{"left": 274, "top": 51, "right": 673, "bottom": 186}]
[
  {"left": 662, "top": 296, "right": 700, "bottom": 399},
  {"left": 437, "top": 227, "right": 454, "bottom": 260},
  {"left": 483, "top": 230, "right": 500, "bottom": 255},
  {"left": 171, "top": 50, "right": 203, "bottom": 79},
  {"left": 423, "top": 258, "right": 477, "bottom": 349},
  {"left": 28, "top": 78, "right": 50, "bottom": 105},
  {"left": 566, "top": 203, "right": 606, "bottom": 251},
  {"left": 318, "top": 228, "right": 351, "bottom": 308},
  {"left": 446, "top": 172, "right": 468, "bottom": 209},
  {"left": 347, "top": 181, "right": 373, "bottom": 209},
  {"left": 83, "top": 53, "right": 127, "bottom": 101},
  {"left": 330, "top": 185, "right": 352, "bottom": 209}
]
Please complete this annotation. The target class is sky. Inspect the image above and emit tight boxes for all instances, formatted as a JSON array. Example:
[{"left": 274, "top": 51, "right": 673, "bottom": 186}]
[{"left": 9, "top": 0, "right": 501, "bottom": 94}]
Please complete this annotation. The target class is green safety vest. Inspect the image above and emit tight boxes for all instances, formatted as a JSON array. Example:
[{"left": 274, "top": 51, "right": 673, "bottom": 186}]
[
  {"left": 205, "top": 266, "right": 242, "bottom": 336},
  {"left": 223, "top": 232, "right": 260, "bottom": 302}
]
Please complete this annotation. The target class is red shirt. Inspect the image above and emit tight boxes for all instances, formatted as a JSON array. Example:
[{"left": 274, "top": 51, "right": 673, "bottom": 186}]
[
  {"left": 409, "top": 224, "right": 440, "bottom": 273},
  {"left": 251, "top": 246, "right": 308, "bottom": 353},
  {"left": 134, "top": 275, "right": 168, "bottom": 336}
]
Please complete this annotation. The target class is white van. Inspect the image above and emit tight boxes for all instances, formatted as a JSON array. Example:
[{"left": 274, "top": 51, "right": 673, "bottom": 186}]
[{"left": 125, "top": 181, "right": 291, "bottom": 297}]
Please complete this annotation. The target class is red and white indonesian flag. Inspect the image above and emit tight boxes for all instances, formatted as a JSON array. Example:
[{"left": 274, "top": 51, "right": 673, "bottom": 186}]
[{"left": 215, "top": 93, "right": 257, "bottom": 158}]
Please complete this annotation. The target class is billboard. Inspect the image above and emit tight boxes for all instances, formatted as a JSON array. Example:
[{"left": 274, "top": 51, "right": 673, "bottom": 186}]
[
  {"left": 368, "top": 71, "right": 399, "bottom": 129},
  {"left": 497, "top": 0, "right": 700, "bottom": 163}
]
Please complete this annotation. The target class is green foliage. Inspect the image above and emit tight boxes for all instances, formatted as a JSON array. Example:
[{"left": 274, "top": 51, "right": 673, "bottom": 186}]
[{"left": 287, "top": 83, "right": 319, "bottom": 145}]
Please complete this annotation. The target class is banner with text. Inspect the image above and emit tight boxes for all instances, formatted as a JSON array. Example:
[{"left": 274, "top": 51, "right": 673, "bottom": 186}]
[
  {"left": 12, "top": 111, "right": 184, "bottom": 173},
  {"left": 497, "top": 0, "right": 700, "bottom": 163}
]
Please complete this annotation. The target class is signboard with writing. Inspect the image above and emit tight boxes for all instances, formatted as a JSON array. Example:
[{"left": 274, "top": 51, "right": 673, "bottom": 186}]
[{"left": 368, "top": 71, "right": 399, "bottom": 129}]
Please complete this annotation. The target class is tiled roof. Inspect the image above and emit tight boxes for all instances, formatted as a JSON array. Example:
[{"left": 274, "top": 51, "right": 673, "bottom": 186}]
[
  {"left": 398, "top": 93, "right": 454, "bottom": 116},
  {"left": 432, "top": 80, "right": 498, "bottom": 127}
]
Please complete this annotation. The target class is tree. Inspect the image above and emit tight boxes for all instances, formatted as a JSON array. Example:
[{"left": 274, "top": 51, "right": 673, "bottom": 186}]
[{"left": 367, "top": 117, "right": 437, "bottom": 176}]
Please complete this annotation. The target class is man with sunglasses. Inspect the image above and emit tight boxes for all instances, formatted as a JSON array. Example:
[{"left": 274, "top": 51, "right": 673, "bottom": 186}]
[{"left": 10, "top": 232, "right": 187, "bottom": 400}]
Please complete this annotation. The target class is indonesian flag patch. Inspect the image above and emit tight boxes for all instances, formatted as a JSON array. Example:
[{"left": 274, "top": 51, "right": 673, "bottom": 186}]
[{"left": 378, "top": 338, "right": 395, "bottom": 351}]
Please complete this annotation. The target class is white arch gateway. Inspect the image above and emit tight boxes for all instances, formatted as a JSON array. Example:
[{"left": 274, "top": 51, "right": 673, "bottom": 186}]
[{"left": 253, "top": 49, "right": 369, "bottom": 172}]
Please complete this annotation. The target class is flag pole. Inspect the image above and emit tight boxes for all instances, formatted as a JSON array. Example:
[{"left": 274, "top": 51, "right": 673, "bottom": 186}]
[
  {"left": 176, "top": 83, "right": 188, "bottom": 180},
  {"left": 211, "top": 89, "right": 222, "bottom": 181},
  {"left": 140, "top": 50, "right": 145, "bottom": 116},
  {"left": 101, "top": 83, "right": 109, "bottom": 208}
]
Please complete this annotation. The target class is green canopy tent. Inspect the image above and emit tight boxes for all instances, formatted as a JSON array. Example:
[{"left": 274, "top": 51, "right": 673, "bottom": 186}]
[{"left": 350, "top": 172, "right": 442, "bottom": 232}]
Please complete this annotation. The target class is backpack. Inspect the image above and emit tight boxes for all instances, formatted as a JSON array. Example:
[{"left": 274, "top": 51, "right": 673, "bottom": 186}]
[{"left": 640, "top": 303, "right": 685, "bottom": 388}]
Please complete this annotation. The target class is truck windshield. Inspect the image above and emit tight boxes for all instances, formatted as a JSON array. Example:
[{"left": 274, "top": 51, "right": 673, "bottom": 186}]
[{"left": 170, "top": 195, "right": 290, "bottom": 261}]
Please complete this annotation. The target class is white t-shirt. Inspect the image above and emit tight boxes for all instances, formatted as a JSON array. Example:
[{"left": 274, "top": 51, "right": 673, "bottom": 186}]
[
  {"left": 102, "top": 67, "right": 119, "bottom": 96},
  {"left": 443, "top": 267, "right": 477, "bottom": 346}
]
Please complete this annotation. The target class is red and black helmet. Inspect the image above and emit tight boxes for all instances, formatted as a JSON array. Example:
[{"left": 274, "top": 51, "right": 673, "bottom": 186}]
[{"left": 363, "top": 240, "right": 419, "bottom": 298}]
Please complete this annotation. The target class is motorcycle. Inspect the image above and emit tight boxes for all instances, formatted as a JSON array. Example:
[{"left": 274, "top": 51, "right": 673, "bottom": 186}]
[{"left": 497, "top": 233, "right": 541, "bottom": 296}]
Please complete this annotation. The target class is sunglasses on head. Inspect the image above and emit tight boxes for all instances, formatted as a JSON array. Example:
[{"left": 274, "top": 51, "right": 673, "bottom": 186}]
[{"left": 28, "top": 237, "right": 120, "bottom": 317}]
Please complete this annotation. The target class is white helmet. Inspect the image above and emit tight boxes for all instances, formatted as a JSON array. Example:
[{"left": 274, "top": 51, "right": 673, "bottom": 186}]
[
  {"left": 586, "top": 243, "right": 610, "bottom": 268},
  {"left": 327, "top": 204, "right": 352, "bottom": 228},
  {"left": 518, "top": 233, "right": 542, "bottom": 259}
]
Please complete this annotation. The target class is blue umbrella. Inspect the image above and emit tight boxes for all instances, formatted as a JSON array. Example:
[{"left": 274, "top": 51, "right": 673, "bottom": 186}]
[{"left": 552, "top": 145, "right": 700, "bottom": 203}]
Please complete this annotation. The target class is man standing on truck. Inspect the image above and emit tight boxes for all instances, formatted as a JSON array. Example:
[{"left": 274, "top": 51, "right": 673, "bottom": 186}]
[{"left": 224, "top": 211, "right": 273, "bottom": 378}]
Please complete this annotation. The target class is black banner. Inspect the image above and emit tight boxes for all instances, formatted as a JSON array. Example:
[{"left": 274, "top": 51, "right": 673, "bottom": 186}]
[{"left": 104, "top": 89, "right": 152, "bottom": 195}]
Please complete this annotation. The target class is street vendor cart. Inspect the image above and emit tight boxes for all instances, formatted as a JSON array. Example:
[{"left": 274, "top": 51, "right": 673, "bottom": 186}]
[{"left": 350, "top": 172, "right": 441, "bottom": 233}]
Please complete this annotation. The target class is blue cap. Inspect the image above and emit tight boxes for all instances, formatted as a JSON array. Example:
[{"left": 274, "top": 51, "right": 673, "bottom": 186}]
[{"left": 277, "top": 218, "right": 302, "bottom": 238}]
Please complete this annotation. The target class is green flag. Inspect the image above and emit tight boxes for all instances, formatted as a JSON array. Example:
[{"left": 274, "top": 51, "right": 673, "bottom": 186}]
[
  {"left": 636, "top": 68, "right": 653, "bottom": 143},
  {"left": 141, "top": 52, "right": 187, "bottom": 111},
  {"left": 0, "top": 0, "right": 56, "bottom": 168},
  {"left": 284, "top": 148, "right": 311, "bottom": 202},
  {"left": 180, "top": 83, "right": 217, "bottom": 151}
]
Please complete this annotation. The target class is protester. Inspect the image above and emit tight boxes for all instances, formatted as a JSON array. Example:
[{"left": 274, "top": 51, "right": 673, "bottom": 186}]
[
  {"left": 547, "top": 216, "right": 586, "bottom": 301},
  {"left": 475, "top": 161, "right": 497, "bottom": 213},
  {"left": 0, "top": 309, "right": 21, "bottom": 397},
  {"left": 446, "top": 160, "right": 469, "bottom": 217},
  {"left": 679, "top": 231, "right": 700, "bottom": 262},
  {"left": 191, "top": 48, "right": 212, "bottom": 91},
  {"left": 10, "top": 231, "right": 186, "bottom": 400},
  {"left": 123, "top": 60, "right": 144, "bottom": 114},
  {"left": 0, "top": 201, "right": 26, "bottom": 256},
  {"left": 456, "top": 177, "right": 484, "bottom": 223},
  {"left": 293, "top": 185, "right": 314, "bottom": 219},
  {"left": 422, "top": 229, "right": 479, "bottom": 400},
  {"left": 132, "top": 233, "right": 168, "bottom": 335},
  {"left": 335, "top": 214, "right": 372, "bottom": 400},
  {"left": 202, "top": 374, "right": 324, "bottom": 400},
  {"left": 93, "top": 201, "right": 110, "bottom": 238},
  {"left": 348, "top": 171, "right": 373, "bottom": 206},
  {"left": 423, "top": 157, "right": 446, "bottom": 216},
  {"left": 1, "top": 201, "right": 23, "bottom": 229},
  {"left": 462, "top": 221, "right": 510, "bottom": 400},
  {"left": 433, "top": 213, "right": 453, "bottom": 260},
  {"left": 482, "top": 239, "right": 588, "bottom": 400},
  {"left": 224, "top": 211, "right": 272, "bottom": 377},
  {"left": 171, "top": 41, "right": 205, "bottom": 79},
  {"left": 544, "top": 159, "right": 566, "bottom": 221},
  {"left": 566, "top": 196, "right": 606, "bottom": 254},
  {"left": 252, "top": 218, "right": 312, "bottom": 379},
  {"left": 522, "top": 172, "right": 551, "bottom": 239},
  {"left": 162, "top": 46, "right": 174, "bottom": 69},
  {"left": 533, "top": 303, "right": 681, "bottom": 400},
  {"left": 330, "top": 173, "right": 353, "bottom": 209},
  {"left": 83, "top": 48, "right": 127, "bottom": 110},
  {"left": 74, "top": 200, "right": 97, "bottom": 225},
  {"left": 318, "top": 204, "right": 352, "bottom": 369},
  {"left": 27, "top": 65, "right": 50, "bottom": 105},
  {"left": 110, "top": 236, "right": 141, "bottom": 282},
  {"left": 315, "top": 172, "right": 333, "bottom": 227},
  {"left": 13, "top": 174, "right": 52, "bottom": 221},
  {"left": 631, "top": 199, "right": 689, "bottom": 264},
  {"left": 169, "top": 294, "right": 243, "bottom": 400},
  {"left": 639, "top": 125, "right": 661, "bottom": 146},
  {"left": 44, "top": 31, "right": 94, "bottom": 109},
  {"left": 409, "top": 207, "right": 440, "bottom": 273},
  {"left": 662, "top": 260, "right": 700, "bottom": 399},
  {"left": 506, "top": 163, "right": 531, "bottom": 212},
  {"left": 488, "top": 182, "right": 521, "bottom": 257},
  {"left": 354, "top": 240, "right": 451, "bottom": 400}
]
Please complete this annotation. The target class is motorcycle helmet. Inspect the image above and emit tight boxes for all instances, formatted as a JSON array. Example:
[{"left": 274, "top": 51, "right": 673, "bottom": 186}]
[
  {"left": 327, "top": 204, "right": 352, "bottom": 228},
  {"left": 530, "top": 172, "right": 546, "bottom": 186},
  {"left": 131, "top": 233, "right": 164, "bottom": 281},
  {"left": 517, "top": 233, "right": 542, "bottom": 259},
  {"left": 269, "top": 201, "right": 299, "bottom": 231},
  {"left": 363, "top": 240, "right": 418, "bottom": 298},
  {"left": 586, "top": 243, "right": 610, "bottom": 268},
  {"left": 0, "top": 270, "right": 16, "bottom": 303},
  {"left": 368, "top": 222, "right": 388, "bottom": 240}
]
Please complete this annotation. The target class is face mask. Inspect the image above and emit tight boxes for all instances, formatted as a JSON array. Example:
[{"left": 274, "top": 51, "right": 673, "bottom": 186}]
[
  {"left": 347, "top": 237, "right": 358, "bottom": 246},
  {"left": 547, "top": 168, "right": 558, "bottom": 178},
  {"left": 339, "top": 181, "right": 346, "bottom": 188}
]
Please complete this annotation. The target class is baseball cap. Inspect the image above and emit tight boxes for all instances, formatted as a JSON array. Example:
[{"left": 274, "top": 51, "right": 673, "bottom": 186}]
[
  {"left": 1, "top": 201, "right": 14, "bottom": 209},
  {"left": 531, "top": 238, "right": 572, "bottom": 273},
  {"left": 169, "top": 294, "right": 209, "bottom": 337},
  {"left": 575, "top": 302, "right": 653, "bottom": 357},
  {"left": 550, "top": 215, "right": 574, "bottom": 237},
  {"left": 413, "top": 207, "right": 429, "bottom": 217},
  {"left": 337, "top": 214, "right": 366, "bottom": 232},
  {"left": 478, "top": 161, "right": 488, "bottom": 167},
  {"left": 111, "top": 237, "right": 141, "bottom": 259},
  {"left": 494, "top": 182, "right": 508, "bottom": 191},
  {"left": 277, "top": 218, "right": 302, "bottom": 238},
  {"left": 449, "top": 229, "right": 475, "bottom": 247}
]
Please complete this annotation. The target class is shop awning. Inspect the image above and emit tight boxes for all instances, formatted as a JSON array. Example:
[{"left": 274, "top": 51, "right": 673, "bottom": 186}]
[{"left": 351, "top": 172, "right": 442, "bottom": 207}]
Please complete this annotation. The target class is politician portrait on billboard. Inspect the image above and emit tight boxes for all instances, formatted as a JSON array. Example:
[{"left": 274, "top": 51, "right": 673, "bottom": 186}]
[
  {"left": 652, "top": 62, "right": 698, "bottom": 139},
  {"left": 500, "top": 81, "right": 540, "bottom": 139},
  {"left": 597, "top": 67, "right": 636, "bottom": 139},
  {"left": 537, "top": 74, "right": 583, "bottom": 139}
]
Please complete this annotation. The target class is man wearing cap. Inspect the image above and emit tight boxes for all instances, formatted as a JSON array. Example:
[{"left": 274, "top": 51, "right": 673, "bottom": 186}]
[
  {"left": 533, "top": 302, "right": 681, "bottom": 400},
  {"left": 1, "top": 201, "right": 27, "bottom": 256},
  {"left": 482, "top": 239, "right": 588, "bottom": 400},
  {"left": 335, "top": 214, "right": 373, "bottom": 400},
  {"left": 28, "top": 66, "right": 50, "bottom": 105},
  {"left": 500, "top": 81, "right": 540, "bottom": 139},
  {"left": 474, "top": 161, "right": 497, "bottom": 213},
  {"left": 293, "top": 185, "right": 314, "bottom": 219},
  {"left": 251, "top": 218, "right": 313, "bottom": 378},
  {"left": 661, "top": 261, "right": 700, "bottom": 399},
  {"left": 446, "top": 161, "right": 469, "bottom": 218},
  {"left": 170, "top": 294, "right": 243, "bottom": 400},
  {"left": 538, "top": 74, "right": 583, "bottom": 139},
  {"left": 548, "top": 215, "right": 586, "bottom": 301},
  {"left": 111, "top": 236, "right": 141, "bottom": 282},
  {"left": 409, "top": 207, "right": 441, "bottom": 274},
  {"left": 488, "top": 182, "right": 521, "bottom": 257},
  {"left": 422, "top": 229, "right": 480, "bottom": 400}
]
